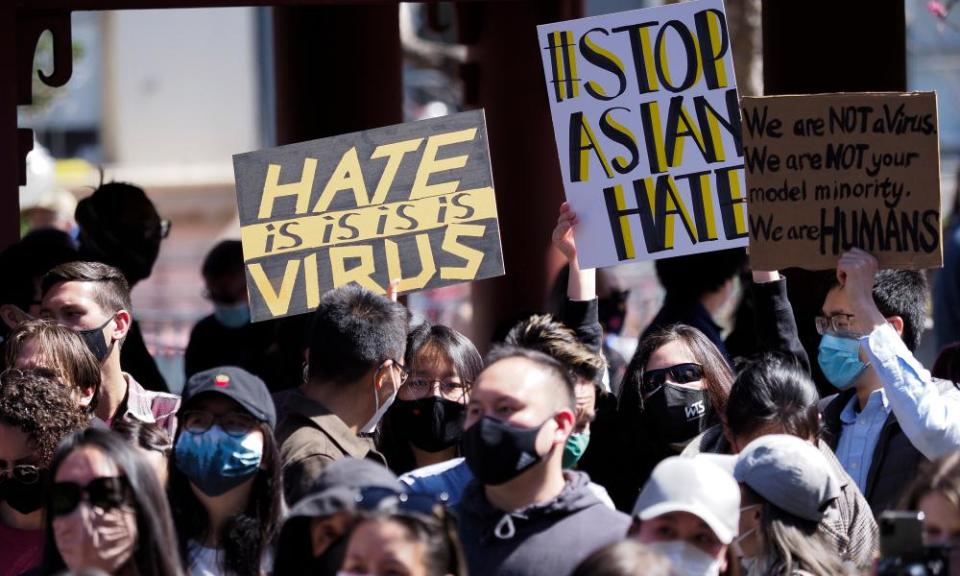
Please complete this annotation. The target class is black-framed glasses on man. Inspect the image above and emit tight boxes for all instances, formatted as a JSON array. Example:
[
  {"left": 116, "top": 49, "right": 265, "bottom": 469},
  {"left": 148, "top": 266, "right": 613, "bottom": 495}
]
[
  {"left": 383, "top": 360, "right": 410, "bottom": 385},
  {"left": 159, "top": 219, "right": 172, "bottom": 239}
]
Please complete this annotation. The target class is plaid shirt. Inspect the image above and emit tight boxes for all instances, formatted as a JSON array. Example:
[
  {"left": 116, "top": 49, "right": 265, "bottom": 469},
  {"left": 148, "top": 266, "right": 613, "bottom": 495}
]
[{"left": 115, "top": 373, "right": 181, "bottom": 438}]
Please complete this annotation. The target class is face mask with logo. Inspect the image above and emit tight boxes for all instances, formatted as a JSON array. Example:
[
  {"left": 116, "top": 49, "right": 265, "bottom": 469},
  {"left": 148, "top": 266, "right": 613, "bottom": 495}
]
[
  {"left": 174, "top": 425, "right": 263, "bottom": 497},
  {"left": 562, "top": 431, "right": 591, "bottom": 469},
  {"left": 213, "top": 301, "right": 251, "bottom": 329},
  {"left": 53, "top": 500, "right": 138, "bottom": 573},
  {"left": 818, "top": 333, "right": 870, "bottom": 390},
  {"left": 0, "top": 471, "right": 46, "bottom": 515},
  {"left": 642, "top": 384, "right": 710, "bottom": 447},
  {"left": 648, "top": 540, "right": 722, "bottom": 576},
  {"left": 76, "top": 315, "right": 116, "bottom": 363},
  {"left": 462, "top": 416, "right": 550, "bottom": 485},
  {"left": 392, "top": 397, "right": 466, "bottom": 453},
  {"left": 360, "top": 367, "right": 400, "bottom": 435}
]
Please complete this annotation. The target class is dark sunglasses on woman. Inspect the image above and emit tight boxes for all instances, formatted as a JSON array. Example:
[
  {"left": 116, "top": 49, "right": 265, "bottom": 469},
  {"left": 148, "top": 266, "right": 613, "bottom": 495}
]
[
  {"left": 49, "top": 476, "right": 130, "bottom": 517},
  {"left": 641, "top": 363, "right": 704, "bottom": 392}
]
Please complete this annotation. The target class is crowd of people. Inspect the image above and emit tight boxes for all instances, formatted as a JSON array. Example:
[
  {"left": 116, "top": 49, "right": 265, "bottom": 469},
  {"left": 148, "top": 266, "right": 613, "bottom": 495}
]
[{"left": 3, "top": 182, "right": 960, "bottom": 576}]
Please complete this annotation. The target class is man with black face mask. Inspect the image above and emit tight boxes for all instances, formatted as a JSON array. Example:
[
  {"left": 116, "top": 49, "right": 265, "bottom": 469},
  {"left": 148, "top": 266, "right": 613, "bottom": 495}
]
[
  {"left": 0, "top": 368, "right": 88, "bottom": 576},
  {"left": 456, "top": 347, "right": 630, "bottom": 576},
  {"left": 40, "top": 262, "right": 181, "bottom": 436}
]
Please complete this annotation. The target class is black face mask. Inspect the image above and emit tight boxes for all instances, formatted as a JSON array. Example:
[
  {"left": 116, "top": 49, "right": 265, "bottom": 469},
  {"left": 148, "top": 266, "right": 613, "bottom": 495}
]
[
  {"left": 461, "top": 416, "right": 548, "bottom": 486},
  {"left": 0, "top": 472, "right": 46, "bottom": 515},
  {"left": 642, "top": 384, "right": 710, "bottom": 447},
  {"left": 311, "top": 534, "right": 349, "bottom": 576},
  {"left": 393, "top": 397, "right": 466, "bottom": 453},
  {"left": 76, "top": 316, "right": 115, "bottom": 363}
]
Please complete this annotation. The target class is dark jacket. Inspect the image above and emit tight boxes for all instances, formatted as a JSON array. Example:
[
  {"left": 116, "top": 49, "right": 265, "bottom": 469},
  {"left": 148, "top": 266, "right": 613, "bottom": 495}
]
[
  {"left": 820, "top": 390, "right": 927, "bottom": 517},
  {"left": 558, "top": 298, "right": 624, "bottom": 509},
  {"left": 276, "top": 390, "right": 387, "bottom": 505},
  {"left": 184, "top": 315, "right": 278, "bottom": 388},
  {"left": 643, "top": 296, "right": 728, "bottom": 362},
  {"left": 456, "top": 471, "right": 630, "bottom": 576},
  {"left": 120, "top": 320, "right": 168, "bottom": 392}
]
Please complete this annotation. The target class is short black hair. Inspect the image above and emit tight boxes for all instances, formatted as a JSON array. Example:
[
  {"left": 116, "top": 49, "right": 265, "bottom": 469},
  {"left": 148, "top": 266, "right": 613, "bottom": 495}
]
[
  {"left": 307, "top": 284, "right": 409, "bottom": 385},
  {"left": 654, "top": 248, "right": 745, "bottom": 301},
  {"left": 202, "top": 240, "right": 244, "bottom": 279},
  {"left": 42, "top": 261, "right": 132, "bottom": 313},
  {"left": 0, "top": 229, "right": 77, "bottom": 311},
  {"left": 726, "top": 354, "right": 820, "bottom": 443},
  {"left": 484, "top": 345, "right": 576, "bottom": 410},
  {"left": 826, "top": 269, "right": 928, "bottom": 351}
]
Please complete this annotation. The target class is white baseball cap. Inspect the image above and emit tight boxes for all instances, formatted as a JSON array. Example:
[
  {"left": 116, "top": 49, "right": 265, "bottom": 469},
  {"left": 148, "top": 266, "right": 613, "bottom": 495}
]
[{"left": 631, "top": 456, "right": 741, "bottom": 545}]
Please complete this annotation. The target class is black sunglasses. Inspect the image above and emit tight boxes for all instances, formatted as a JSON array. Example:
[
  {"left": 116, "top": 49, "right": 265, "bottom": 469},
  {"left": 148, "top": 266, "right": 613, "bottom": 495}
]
[
  {"left": 0, "top": 464, "right": 42, "bottom": 485},
  {"left": 50, "top": 476, "right": 129, "bottom": 517},
  {"left": 641, "top": 363, "right": 704, "bottom": 392}
]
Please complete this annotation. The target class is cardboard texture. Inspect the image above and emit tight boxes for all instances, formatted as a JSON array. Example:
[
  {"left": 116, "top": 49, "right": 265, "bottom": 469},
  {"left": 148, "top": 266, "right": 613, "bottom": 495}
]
[
  {"left": 742, "top": 92, "right": 941, "bottom": 270},
  {"left": 538, "top": 0, "right": 749, "bottom": 269},
  {"left": 233, "top": 110, "right": 504, "bottom": 322}
]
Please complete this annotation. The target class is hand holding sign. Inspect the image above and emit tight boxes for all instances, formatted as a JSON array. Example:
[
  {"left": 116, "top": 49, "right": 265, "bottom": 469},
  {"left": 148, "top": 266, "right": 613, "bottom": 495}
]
[
  {"left": 552, "top": 202, "right": 580, "bottom": 263},
  {"left": 742, "top": 92, "right": 942, "bottom": 270},
  {"left": 538, "top": 0, "right": 748, "bottom": 269},
  {"left": 836, "top": 248, "right": 888, "bottom": 335}
]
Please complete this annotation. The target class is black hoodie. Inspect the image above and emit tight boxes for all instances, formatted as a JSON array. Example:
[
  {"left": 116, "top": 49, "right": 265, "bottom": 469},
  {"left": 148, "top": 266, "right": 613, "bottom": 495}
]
[{"left": 455, "top": 471, "right": 630, "bottom": 576}]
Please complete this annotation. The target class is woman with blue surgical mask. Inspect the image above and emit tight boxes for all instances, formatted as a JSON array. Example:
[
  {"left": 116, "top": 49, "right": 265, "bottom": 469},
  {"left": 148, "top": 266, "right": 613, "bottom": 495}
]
[{"left": 169, "top": 366, "right": 282, "bottom": 576}]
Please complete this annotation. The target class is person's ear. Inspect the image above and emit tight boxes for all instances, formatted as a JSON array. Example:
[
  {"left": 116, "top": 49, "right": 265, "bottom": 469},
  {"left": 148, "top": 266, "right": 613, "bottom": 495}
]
[
  {"left": 553, "top": 409, "right": 576, "bottom": 442},
  {"left": 78, "top": 385, "right": 96, "bottom": 408},
  {"left": 886, "top": 315, "right": 904, "bottom": 338},
  {"left": 373, "top": 360, "right": 398, "bottom": 397},
  {"left": 0, "top": 304, "right": 28, "bottom": 329},
  {"left": 112, "top": 310, "right": 131, "bottom": 341}
]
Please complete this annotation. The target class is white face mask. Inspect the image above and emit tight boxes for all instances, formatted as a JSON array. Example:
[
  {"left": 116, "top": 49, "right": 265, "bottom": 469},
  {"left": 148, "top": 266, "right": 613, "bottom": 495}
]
[
  {"left": 731, "top": 526, "right": 758, "bottom": 558},
  {"left": 360, "top": 364, "right": 399, "bottom": 435},
  {"left": 648, "top": 540, "right": 722, "bottom": 576}
]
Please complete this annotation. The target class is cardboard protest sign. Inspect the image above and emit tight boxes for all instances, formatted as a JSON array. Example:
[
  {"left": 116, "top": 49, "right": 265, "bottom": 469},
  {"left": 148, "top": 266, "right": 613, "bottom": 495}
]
[
  {"left": 233, "top": 110, "right": 504, "bottom": 322},
  {"left": 537, "top": 0, "right": 748, "bottom": 269},
  {"left": 742, "top": 92, "right": 941, "bottom": 270}
]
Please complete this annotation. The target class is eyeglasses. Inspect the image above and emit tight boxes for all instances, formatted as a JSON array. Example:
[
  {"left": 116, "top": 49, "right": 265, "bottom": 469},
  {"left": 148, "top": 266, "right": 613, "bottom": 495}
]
[
  {"left": 0, "top": 464, "right": 41, "bottom": 485},
  {"left": 641, "top": 363, "right": 704, "bottom": 392},
  {"left": 383, "top": 360, "right": 410, "bottom": 385},
  {"left": 159, "top": 219, "right": 172, "bottom": 239},
  {"left": 815, "top": 313, "right": 857, "bottom": 336},
  {"left": 402, "top": 376, "right": 469, "bottom": 398},
  {"left": 354, "top": 486, "right": 448, "bottom": 519},
  {"left": 181, "top": 410, "right": 258, "bottom": 437},
  {"left": 50, "top": 477, "right": 129, "bottom": 517}
]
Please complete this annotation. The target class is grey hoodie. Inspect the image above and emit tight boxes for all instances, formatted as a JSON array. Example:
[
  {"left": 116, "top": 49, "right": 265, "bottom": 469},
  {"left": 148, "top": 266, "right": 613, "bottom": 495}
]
[{"left": 455, "top": 471, "right": 630, "bottom": 576}]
